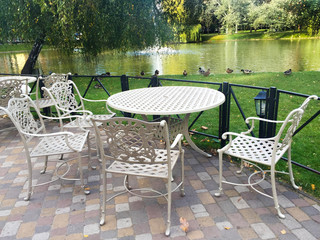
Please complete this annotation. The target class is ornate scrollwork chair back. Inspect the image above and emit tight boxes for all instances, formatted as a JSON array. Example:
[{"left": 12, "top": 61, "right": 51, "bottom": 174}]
[
  {"left": 215, "top": 95, "right": 318, "bottom": 219},
  {"left": 34, "top": 73, "right": 69, "bottom": 110},
  {"left": 91, "top": 117, "right": 185, "bottom": 237}
]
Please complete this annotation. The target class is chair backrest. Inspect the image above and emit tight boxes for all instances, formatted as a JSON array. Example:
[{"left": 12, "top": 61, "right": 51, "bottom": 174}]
[
  {"left": 0, "top": 95, "right": 45, "bottom": 142},
  {"left": 36, "top": 73, "right": 69, "bottom": 100},
  {"left": 277, "top": 95, "right": 318, "bottom": 150},
  {"left": 42, "top": 80, "right": 84, "bottom": 117},
  {"left": 92, "top": 117, "right": 171, "bottom": 165},
  {"left": 0, "top": 79, "right": 24, "bottom": 110}
]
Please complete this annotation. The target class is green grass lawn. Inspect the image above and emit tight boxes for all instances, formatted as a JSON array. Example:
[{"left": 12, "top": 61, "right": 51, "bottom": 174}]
[
  {"left": 37, "top": 71, "right": 320, "bottom": 199},
  {"left": 201, "top": 30, "right": 320, "bottom": 42}
]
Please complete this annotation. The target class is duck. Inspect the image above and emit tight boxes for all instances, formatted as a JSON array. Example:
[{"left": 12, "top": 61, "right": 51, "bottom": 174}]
[
  {"left": 226, "top": 68, "right": 233, "bottom": 74},
  {"left": 284, "top": 69, "right": 292, "bottom": 75},
  {"left": 198, "top": 67, "right": 205, "bottom": 74},
  {"left": 140, "top": 71, "right": 145, "bottom": 76},
  {"left": 241, "top": 69, "right": 253, "bottom": 74},
  {"left": 203, "top": 69, "right": 210, "bottom": 77},
  {"left": 152, "top": 70, "right": 159, "bottom": 77},
  {"left": 183, "top": 70, "right": 187, "bottom": 76}
]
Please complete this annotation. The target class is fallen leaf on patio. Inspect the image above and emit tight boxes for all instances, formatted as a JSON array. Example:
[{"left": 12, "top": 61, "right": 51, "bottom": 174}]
[
  {"left": 84, "top": 235, "right": 89, "bottom": 238},
  {"left": 85, "top": 187, "right": 90, "bottom": 191},
  {"left": 180, "top": 217, "right": 189, "bottom": 232},
  {"left": 201, "top": 126, "right": 208, "bottom": 130},
  {"left": 280, "top": 229, "right": 286, "bottom": 234},
  {"left": 2, "top": 114, "right": 8, "bottom": 118},
  {"left": 224, "top": 227, "right": 230, "bottom": 230},
  {"left": 183, "top": 142, "right": 189, "bottom": 146},
  {"left": 311, "top": 184, "right": 315, "bottom": 190},
  {"left": 237, "top": 197, "right": 242, "bottom": 202}
]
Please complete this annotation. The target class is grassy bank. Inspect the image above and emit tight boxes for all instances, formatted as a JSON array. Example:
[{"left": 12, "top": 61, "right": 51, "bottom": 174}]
[
  {"left": 67, "top": 71, "right": 320, "bottom": 199},
  {"left": 202, "top": 30, "right": 320, "bottom": 42}
]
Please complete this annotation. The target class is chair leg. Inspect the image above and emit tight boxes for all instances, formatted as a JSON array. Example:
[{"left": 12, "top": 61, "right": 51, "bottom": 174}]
[
  {"left": 77, "top": 153, "right": 90, "bottom": 195},
  {"left": 236, "top": 159, "right": 244, "bottom": 174},
  {"left": 287, "top": 146, "right": 299, "bottom": 190},
  {"left": 215, "top": 150, "right": 224, "bottom": 197},
  {"left": 40, "top": 156, "right": 48, "bottom": 174},
  {"left": 100, "top": 167, "right": 107, "bottom": 226},
  {"left": 180, "top": 150, "right": 185, "bottom": 197},
  {"left": 165, "top": 177, "right": 172, "bottom": 236},
  {"left": 25, "top": 156, "right": 33, "bottom": 201},
  {"left": 271, "top": 165, "right": 285, "bottom": 219}
]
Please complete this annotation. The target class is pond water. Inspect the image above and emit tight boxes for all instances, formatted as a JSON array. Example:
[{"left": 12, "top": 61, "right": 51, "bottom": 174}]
[{"left": 1, "top": 39, "right": 320, "bottom": 76}]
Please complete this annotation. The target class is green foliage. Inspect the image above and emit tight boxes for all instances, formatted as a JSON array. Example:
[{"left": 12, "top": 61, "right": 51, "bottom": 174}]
[{"left": 0, "top": 0, "right": 177, "bottom": 55}]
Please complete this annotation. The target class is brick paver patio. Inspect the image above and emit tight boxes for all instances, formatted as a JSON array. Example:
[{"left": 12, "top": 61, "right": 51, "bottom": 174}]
[{"left": 0, "top": 119, "right": 319, "bottom": 240}]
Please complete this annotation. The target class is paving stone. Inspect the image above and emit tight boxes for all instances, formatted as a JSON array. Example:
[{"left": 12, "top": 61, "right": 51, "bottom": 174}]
[
  {"left": 300, "top": 220, "right": 320, "bottom": 239},
  {"left": 32, "top": 232, "right": 50, "bottom": 240},
  {"left": 216, "top": 221, "right": 233, "bottom": 231},
  {"left": 0, "top": 220, "right": 22, "bottom": 237},
  {"left": 278, "top": 195, "right": 295, "bottom": 208},
  {"left": 291, "top": 228, "right": 317, "bottom": 240},
  {"left": 117, "top": 218, "right": 133, "bottom": 229},
  {"left": 251, "top": 222, "right": 276, "bottom": 239},
  {"left": 280, "top": 214, "right": 302, "bottom": 230},
  {"left": 230, "top": 196, "right": 250, "bottom": 209},
  {"left": 218, "top": 199, "right": 239, "bottom": 214}
]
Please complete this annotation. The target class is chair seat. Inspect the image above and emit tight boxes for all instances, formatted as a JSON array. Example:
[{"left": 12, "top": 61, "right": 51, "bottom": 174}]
[
  {"left": 31, "top": 131, "right": 88, "bottom": 157},
  {"left": 107, "top": 149, "right": 180, "bottom": 179},
  {"left": 33, "top": 99, "right": 55, "bottom": 108},
  {"left": 225, "top": 136, "right": 288, "bottom": 166},
  {"left": 64, "top": 114, "right": 115, "bottom": 128}
]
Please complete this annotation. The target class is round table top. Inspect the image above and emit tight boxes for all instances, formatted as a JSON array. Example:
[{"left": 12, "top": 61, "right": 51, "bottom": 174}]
[
  {"left": 107, "top": 86, "right": 226, "bottom": 115},
  {"left": 0, "top": 76, "right": 37, "bottom": 83}
]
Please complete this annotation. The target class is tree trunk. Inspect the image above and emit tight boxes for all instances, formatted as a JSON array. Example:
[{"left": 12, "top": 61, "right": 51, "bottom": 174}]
[{"left": 21, "top": 38, "right": 44, "bottom": 75}]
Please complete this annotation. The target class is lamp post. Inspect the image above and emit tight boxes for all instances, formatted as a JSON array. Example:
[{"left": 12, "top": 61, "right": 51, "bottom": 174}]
[{"left": 254, "top": 90, "right": 267, "bottom": 137}]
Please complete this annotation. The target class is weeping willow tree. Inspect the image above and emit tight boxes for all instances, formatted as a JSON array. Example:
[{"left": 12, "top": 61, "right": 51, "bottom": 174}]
[{"left": 0, "top": 0, "right": 176, "bottom": 74}]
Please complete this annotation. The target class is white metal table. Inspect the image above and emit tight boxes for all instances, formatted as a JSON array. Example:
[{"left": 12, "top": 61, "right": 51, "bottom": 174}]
[{"left": 107, "top": 86, "right": 226, "bottom": 157}]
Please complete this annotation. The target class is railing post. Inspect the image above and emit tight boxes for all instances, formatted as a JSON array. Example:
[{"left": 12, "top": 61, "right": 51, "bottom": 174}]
[
  {"left": 265, "top": 87, "right": 278, "bottom": 138},
  {"left": 120, "top": 75, "right": 131, "bottom": 117},
  {"left": 151, "top": 76, "right": 160, "bottom": 87},
  {"left": 219, "top": 82, "right": 231, "bottom": 147}
]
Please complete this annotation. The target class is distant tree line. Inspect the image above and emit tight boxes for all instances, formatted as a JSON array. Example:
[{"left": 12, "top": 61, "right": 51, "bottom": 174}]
[{"left": 200, "top": 0, "right": 320, "bottom": 35}]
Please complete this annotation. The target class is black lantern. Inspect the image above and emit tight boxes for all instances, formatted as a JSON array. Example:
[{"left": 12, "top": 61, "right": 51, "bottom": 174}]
[{"left": 254, "top": 90, "right": 267, "bottom": 117}]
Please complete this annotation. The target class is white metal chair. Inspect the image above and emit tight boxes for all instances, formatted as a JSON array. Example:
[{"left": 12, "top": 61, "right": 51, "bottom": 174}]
[
  {"left": 0, "top": 95, "right": 92, "bottom": 201},
  {"left": 41, "top": 79, "right": 115, "bottom": 129},
  {"left": 33, "top": 73, "right": 69, "bottom": 111},
  {"left": 215, "top": 95, "right": 318, "bottom": 218},
  {"left": 91, "top": 117, "right": 185, "bottom": 236}
]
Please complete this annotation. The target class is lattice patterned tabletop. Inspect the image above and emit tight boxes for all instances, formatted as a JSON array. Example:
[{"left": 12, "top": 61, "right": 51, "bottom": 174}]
[{"left": 107, "top": 86, "right": 225, "bottom": 115}]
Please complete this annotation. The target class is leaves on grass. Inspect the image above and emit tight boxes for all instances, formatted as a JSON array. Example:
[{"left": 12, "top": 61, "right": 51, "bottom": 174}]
[
  {"left": 180, "top": 217, "right": 189, "bottom": 232},
  {"left": 311, "top": 184, "right": 315, "bottom": 190},
  {"left": 201, "top": 126, "right": 208, "bottom": 130}
]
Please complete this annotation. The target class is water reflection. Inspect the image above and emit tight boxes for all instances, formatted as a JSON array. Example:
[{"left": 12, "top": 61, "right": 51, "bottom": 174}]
[{"left": 1, "top": 39, "right": 320, "bottom": 75}]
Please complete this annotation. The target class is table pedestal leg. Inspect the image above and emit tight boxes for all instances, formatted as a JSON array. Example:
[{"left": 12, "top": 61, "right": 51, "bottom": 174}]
[{"left": 182, "top": 114, "right": 212, "bottom": 158}]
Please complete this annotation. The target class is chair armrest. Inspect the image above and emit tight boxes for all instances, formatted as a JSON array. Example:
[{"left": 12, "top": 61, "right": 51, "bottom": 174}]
[
  {"left": 242, "top": 117, "right": 287, "bottom": 135},
  {"left": 170, "top": 134, "right": 183, "bottom": 149},
  {"left": 245, "top": 117, "right": 286, "bottom": 124},
  {"left": 81, "top": 98, "right": 116, "bottom": 115},
  {"left": 222, "top": 131, "right": 275, "bottom": 142},
  {"left": 21, "top": 130, "right": 75, "bottom": 138}
]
